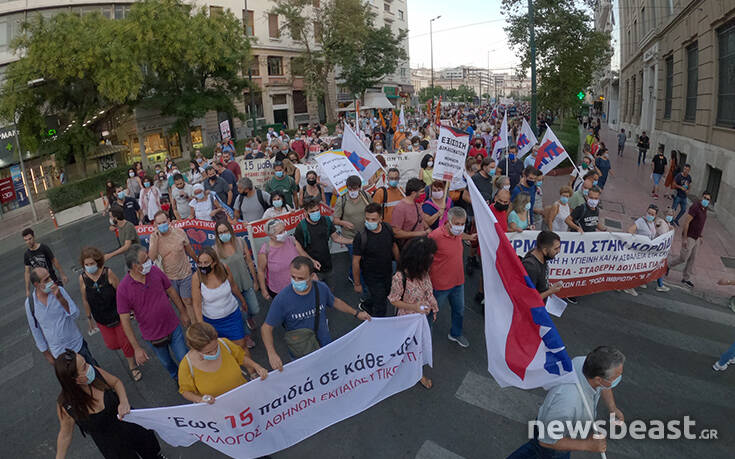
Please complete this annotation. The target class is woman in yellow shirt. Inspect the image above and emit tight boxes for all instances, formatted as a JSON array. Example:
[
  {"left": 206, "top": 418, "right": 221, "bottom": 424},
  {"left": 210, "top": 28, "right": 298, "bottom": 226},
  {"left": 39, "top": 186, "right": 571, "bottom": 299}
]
[
  {"left": 420, "top": 153, "right": 434, "bottom": 186},
  {"left": 178, "top": 323, "right": 268, "bottom": 404}
]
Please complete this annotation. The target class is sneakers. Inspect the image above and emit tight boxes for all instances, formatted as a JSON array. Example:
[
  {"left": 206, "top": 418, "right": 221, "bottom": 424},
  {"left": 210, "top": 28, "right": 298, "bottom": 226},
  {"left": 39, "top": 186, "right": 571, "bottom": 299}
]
[
  {"left": 712, "top": 361, "right": 728, "bottom": 371},
  {"left": 622, "top": 288, "right": 638, "bottom": 296},
  {"left": 682, "top": 280, "right": 695, "bottom": 288},
  {"left": 448, "top": 334, "right": 470, "bottom": 348},
  {"left": 245, "top": 335, "right": 256, "bottom": 349},
  {"left": 474, "top": 292, "right": 484, "bottom": 304},
  {"left": 639, "top": 284, "right": 648, "bottom": 289},
  {"left": 566, "top": 297, "right": 578, "bottom": 304},
  {"left": 656, "top": 285, "right": 671, "bottom": 292}
]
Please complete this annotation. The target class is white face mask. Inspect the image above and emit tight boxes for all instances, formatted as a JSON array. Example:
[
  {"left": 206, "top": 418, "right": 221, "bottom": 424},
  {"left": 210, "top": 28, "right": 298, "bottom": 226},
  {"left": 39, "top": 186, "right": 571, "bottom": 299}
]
[
  {"left": 275, "top": 232, "right": 287, "bottom": 242},
  {"left": 140, "top": 259, "right": 153, "bottom": 275},
  {"left": 587, "top": 199, "right": 600, "bottom": 208},
  {"left": 348, "top": 190, "right": 359, "bottom": 199},
  {"left": 427, "top": 161, "right": 434, "bottom": 167},
  {"left": 432, "top": 190, "right": 443, "bottom": 200},
  {"left": 450, "top": 224, "right": 464, "bottom": 236},
  {"left": 503, "top": 185, "right": 511, "bottom": 190}
]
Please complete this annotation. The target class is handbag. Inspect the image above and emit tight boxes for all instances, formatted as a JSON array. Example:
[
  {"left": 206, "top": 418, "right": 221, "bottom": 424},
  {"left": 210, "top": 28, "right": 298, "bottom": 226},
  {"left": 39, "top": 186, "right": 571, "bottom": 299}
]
[{"left": 283, "top": 283, "right": 321, "bottom": 358}]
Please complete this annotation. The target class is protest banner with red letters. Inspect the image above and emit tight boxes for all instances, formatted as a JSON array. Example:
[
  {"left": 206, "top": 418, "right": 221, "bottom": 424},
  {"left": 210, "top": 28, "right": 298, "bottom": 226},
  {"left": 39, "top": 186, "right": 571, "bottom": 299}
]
[
  {"left": 237, "top": 158, "right": 275, "bottom": 189},
  {"left": 507, "top": 230, "right": 674, "bottom": 297},
  {"left": 136, "top": 219, "right": 251, "bottom": 255},
  {"left": 125, "top": 315, "right": 432, "bottom": 459}
]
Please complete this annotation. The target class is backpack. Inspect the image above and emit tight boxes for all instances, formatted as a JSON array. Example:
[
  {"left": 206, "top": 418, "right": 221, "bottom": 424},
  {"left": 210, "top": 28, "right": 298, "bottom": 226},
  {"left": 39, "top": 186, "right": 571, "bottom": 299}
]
[
  {"left": 372, "top": 187, "right": 389, "bottom": 217},
  {"left": 256, "top": 189, "right": 271, "bottom": 211},
  {"left": 298, "top": 216, "right": 334, "bottom": 249},
  {"left": 339, "top": 190, "right": 370, "bottom": 216}
]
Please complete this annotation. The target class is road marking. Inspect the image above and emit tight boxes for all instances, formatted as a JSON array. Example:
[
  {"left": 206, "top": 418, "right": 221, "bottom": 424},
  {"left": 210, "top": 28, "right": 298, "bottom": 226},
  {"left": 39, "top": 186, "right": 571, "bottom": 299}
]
[
  {"left": 454, "top": 370, "right": 543, "bottom": 424},
  {"left": 0, "top": 299, "right": 27, "bottom": 328},
  {"left": 415, "top": 440, "right": 465, "bottom": 459},
  {"left": 0, "top": 328, "right": 29, "bottom": 352},
  {"left": 0, "top": 352, "right": 33, "bottom": 386},
  {"left": 623, "top": 293, "right": 735, "bottom": 327}
]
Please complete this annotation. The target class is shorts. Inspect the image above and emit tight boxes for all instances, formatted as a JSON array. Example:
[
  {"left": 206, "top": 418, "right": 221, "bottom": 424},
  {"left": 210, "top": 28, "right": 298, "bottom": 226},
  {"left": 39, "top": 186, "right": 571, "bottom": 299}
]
[
  {"left": 203, "top": 308, "right": 248, "bottom": 341},
  {"left": 652, "top": 173, "right": 663, "bottom": 185},
  {"left": 170, "top": 273, "right": 193, "bottom": 299},
  {"left": 97, "top": 322, "right": 134, "bottom": 358}
]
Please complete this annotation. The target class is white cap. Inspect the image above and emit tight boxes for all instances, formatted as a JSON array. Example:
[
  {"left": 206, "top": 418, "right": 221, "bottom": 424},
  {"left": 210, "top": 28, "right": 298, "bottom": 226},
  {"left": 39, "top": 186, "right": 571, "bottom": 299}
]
[{"left": 193, "top": 183, "right": 204, "bottom": 192}]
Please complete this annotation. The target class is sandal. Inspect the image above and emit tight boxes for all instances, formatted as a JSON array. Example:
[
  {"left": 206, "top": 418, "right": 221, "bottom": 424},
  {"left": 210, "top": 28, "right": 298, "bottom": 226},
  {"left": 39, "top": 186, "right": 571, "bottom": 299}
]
[
  {"left": 419, "top": 376, "right": 433, "bottom": 390},
  {"left": 130, "top": 366, "right": 143, "bottom": 382}
]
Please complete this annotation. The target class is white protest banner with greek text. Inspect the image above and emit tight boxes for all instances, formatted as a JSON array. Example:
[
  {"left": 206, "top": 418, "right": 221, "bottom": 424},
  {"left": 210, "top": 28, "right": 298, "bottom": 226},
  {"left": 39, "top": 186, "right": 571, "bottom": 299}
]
[
  {"left": 237, "top": 158, "right": 274, "bottom": 189},
  {"left": 433, "top": 125, "right": 470, "bottom": 181},
  {"left": 313, "top": 150, "right": 359, "bottom": 195},
  {"left": 507, "top": 230, "right": 673, "bottom": 297},
  {"left": 125, "top": 315, "right": 432, "bottom": 459}
]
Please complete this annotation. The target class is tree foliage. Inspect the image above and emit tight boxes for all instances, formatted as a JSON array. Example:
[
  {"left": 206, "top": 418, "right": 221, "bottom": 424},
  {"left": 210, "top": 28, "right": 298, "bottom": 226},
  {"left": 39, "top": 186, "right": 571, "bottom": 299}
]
[
  {"left": 502, "top": 0, "right": 612, "bottom": 116},
  {"left": 418, "top": 85, "right": 477, "bottom": 104}
]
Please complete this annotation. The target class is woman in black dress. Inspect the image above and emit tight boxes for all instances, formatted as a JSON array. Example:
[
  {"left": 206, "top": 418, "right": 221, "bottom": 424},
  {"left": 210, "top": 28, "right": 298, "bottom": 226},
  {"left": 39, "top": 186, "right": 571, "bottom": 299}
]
[{"left": 54, "top": 349, "right": 163, "bottom": 459}]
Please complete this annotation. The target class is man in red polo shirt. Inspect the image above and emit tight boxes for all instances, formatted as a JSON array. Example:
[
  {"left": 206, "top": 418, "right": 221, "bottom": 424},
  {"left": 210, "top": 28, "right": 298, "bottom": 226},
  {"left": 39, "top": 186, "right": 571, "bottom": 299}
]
[
  {"left": 668, "top": 191, "right": 710, "bottom": 288},
  {"left": 223, "top": 150, "right": 241, "bottom": 180},
  {"left": 429, "top": 207, "right": 476, "bottom": 348}
]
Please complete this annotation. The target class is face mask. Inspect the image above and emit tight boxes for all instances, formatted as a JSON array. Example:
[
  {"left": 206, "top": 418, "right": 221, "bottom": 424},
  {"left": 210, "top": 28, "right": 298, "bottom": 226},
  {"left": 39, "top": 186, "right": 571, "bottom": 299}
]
[
  {"left": 524, "top": 202, "right": 531, "bottom": 211},
  {"left": 593, "top": 180, "right": 599, "bottom": 186},
  {"left": 348, "top": 190, "right": 359, "bottom": 199},
  {"left": 432, "top": 190, "right": 443, "bottom": 200},
  {"left": 201, "top": 343, "right": 221, "bottom": 361},
  {"left": 85, "top": 364, "right": 96, "bottom": 384},
  {"left": 509, "top": 154, "right": 516, "bottom": 161},
  {"left": 587, "top": 199, "right": 599, "bottom": 208},
  {"left": 701, "top": 199, "right": 710, "bottom": 208},
  {"left": 582, "top": 188, "right": 589, "bottom": 196},
  {"left": 388, "top": 179, "right": 399, "bottom": 188},
  {"left": 582, "top": 163, "right": 589, "bottom": 169},
  {"left": 144, "top": 182, "right": 151, "bottom": 188},
  {"left": 365, "top": 220, "right": 379, "bottom": 231},
  {"left": 275, "top": 170, "right": 284, "bottom": 178},
  {"left": 272, "top": 199, "right": 283, "bottom": 208},
  {"left": 488, "top": 168, "right": 496, "bottom": 176},
  {"left": 291, "top": 278, "right": 309, "bottom": 292},
  {"left": 475, "top": 143, "right": 482, "bottom": 148},
  {"left": 536, "top": 181, "right": 543, "bottom": 187},
  {"left": 560, "top": 196, "right": 569, "bottom": 204},
  {"left": 275, "top": 232, "right": 287, "bottom": 242},
  {"left": 450, "top": 224, "right": 464, "bottom": 236},
  {"left": 129, "top": 172, "right": 135, "bottom": 177},
  {"left": 494, "top": 202, "right": 509, "bottom": 212},
  {"left": 427, "top": 161, "right": 433, "bottom": 167},
  {"left": 158, "top": 223, "right": 169, "bottom": 233},
  {"left": 526, "top": 179, "right": 535, "bottom": 187},
  {"left": 219, "top": 232, "right": 232, "bottom": 243},
  {"left": 307, "top": 179, "right": 317, "bottom": 186},
  {"left": 199, "top": 265, "right": 213, "bottom": 275},
  {"left": 195, "top": 191, "right": 204, "bottom": 199},
  {"left": 85, "top": 264, "right": 98, "bottom": 274},
  {"left": 42, "top": 280, "right": 55, "bottom": 293},
  {"left": 140, "top": 259, "right": 153, "bottom": 275},
  {"left": 645, "top": 215, "right": 655, "bottom": 222},
  {"left": 503, "top": 185, "right": 511, "bottom": 190},
  {"left": 155, "top": 169, "right": 161, "bottom": 174},
  {"left": 309, "top": 210, "right": 321, "bottom": 222},
  {"left": 665, "top": 215, "right": 673, "bottom": 222}
]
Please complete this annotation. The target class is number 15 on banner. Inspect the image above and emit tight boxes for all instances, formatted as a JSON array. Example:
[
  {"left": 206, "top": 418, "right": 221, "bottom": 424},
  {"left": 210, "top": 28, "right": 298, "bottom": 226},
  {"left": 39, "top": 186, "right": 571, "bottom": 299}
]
[{"left": 225, "top": 407, "right": 253, "bottom": 429}]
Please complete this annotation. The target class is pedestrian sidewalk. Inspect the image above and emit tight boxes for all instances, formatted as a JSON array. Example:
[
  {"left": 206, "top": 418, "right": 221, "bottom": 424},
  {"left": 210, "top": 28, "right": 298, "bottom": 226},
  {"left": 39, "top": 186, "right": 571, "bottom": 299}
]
[
  {"left": 543, "top": 123, "right": 735, "bottom": 306},
  {"left": 0, "top": 200, "right": 54, "bottom": 255}
]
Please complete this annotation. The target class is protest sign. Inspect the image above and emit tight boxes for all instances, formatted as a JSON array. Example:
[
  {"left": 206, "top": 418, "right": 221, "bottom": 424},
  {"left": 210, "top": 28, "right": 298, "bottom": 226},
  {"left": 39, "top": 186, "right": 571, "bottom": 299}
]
[
  {"left": 137, "top": 219, "right": 250, "bottom": 254},
  {"left": 433, "top": 125, "right": 470, "bottom": 181},
  {"left": 247, "top": 204, "right": 334, "bottom": 258},
  {"left": 507, "top": 230, "right": 674, "bottom": 297},
  {"left": 238, "top": 158, "right": 275, "bottom": 188},
  {"left": 313, "top": 150, "right": 360, "bottom": 196},
  {"left": 125, "top": 315, "right": 432, "bottom": 459},
  {"left": 219, "top": 120, "right": 231, "bottom": 140},
  {"left": 379, "top": 152, "right": 423, "bottom": 189},
  {"left": 534, "top": 126, "right": 571, "bottom": 176}
]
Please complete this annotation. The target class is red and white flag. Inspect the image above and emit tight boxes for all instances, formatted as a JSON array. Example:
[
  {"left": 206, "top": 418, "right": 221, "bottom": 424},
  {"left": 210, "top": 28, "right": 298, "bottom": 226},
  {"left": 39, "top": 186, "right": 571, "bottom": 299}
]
[
  {"left": 492, "top": 112, "right": 508, "bottom": 162},
  {"left": 466, "top": 173, "right": 574, "bottom": 389},
  {"left": 534, "top": 126, "right": 571, "bottom": 176},
  {"left": 516, "top": 118, "right": 538, "bottom": 159}
]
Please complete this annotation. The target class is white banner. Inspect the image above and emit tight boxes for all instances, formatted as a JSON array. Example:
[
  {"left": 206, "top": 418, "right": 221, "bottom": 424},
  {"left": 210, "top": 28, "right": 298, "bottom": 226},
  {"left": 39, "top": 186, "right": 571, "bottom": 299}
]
[
  {"left": 237, "top": 158, "right": 275, "bottom": 189},
  {"left": 534, "top": 126, "right": 571, "bottom": 176},
  {"left": 433, "top": 125, "right": 470, "bottom": 181},
  {"left": 313, "top": 150, "right": 362, "bottom": 196},
  {"left": 220, "top": 120, "right": 231, "bottom": 140},
  {"left": 125, "top": 315, "right": 432, "bottom": 459},
  {"left": 492, "top": 113, "right": 508, "bottom": 161},
  {"left": 380, "top": 152, "right": 423, "bottom": 189}
]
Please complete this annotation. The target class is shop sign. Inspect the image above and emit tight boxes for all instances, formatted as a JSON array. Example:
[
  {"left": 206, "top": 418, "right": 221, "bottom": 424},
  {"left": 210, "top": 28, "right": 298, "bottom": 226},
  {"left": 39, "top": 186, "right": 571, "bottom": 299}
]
[{"left": 0, "top": 177, "right": 15, "bottom": 203}]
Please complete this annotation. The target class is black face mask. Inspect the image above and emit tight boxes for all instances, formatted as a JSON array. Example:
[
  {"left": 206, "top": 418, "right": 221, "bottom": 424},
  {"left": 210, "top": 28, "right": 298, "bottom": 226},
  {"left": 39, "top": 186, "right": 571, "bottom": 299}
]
[
  {"left": 199, "top": 265, "right": 213, "bottom": 275},
  {"left": 307, "top": 179, "right": 317, "bottom": 186},
  {"left": 494, "top": 202, "right": 509, "bottom": 212}
]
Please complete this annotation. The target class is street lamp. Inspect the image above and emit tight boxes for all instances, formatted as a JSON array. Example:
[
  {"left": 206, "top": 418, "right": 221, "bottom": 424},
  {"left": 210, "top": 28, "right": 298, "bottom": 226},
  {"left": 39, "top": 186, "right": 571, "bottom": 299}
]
[{"left": 429, "top": 15, "right": 441, "bottom": 92}]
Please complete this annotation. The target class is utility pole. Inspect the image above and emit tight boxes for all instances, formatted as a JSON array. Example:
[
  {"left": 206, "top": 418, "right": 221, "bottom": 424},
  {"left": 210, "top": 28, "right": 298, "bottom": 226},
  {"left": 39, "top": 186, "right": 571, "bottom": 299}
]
[
  {"left": 430, "top": 15, "right": 441, "bottom": 93},
  {"left": 529, "top": 0, "right": 537, "bottom": 135},
  {"left": 13, "top": 110, "right": 38, "bottom": 222}
]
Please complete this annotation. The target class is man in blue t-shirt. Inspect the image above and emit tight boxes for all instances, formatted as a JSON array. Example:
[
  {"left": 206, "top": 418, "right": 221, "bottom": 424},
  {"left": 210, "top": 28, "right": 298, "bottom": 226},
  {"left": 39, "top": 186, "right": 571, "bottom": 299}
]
[
  {"left": 261, "top": 257, "right": 371, "bottom": 370},
  {"left": 672, "top": 164, "right": 692, "bottom": 225}
]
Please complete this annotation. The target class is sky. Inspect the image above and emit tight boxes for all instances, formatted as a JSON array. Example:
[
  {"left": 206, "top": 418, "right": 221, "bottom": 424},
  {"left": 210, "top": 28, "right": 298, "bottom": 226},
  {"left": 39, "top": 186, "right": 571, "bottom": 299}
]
[{"left": 406, "top": 0, "right": 621, "bottom": 72}]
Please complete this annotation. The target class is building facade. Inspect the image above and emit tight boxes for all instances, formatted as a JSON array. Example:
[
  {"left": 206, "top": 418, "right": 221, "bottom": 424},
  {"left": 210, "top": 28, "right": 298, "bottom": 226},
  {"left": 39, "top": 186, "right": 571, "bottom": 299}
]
[
  {"left": 619, "top": 0, "right": 735, "bottom": 227},
  {"left": 590, "top": 0, "right": 618, "bottom": 126}
]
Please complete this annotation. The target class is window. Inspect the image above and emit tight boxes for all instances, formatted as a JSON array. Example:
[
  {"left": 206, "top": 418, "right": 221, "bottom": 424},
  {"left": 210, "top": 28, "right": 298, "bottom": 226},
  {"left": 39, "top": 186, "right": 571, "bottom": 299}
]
[
  {"left": 633, "top": 20, "right": 638, "bottom": 45},
  {"left": 641, "top": 8, "right": 646, "bottom": 32},
  {"left": 664, "top": 55, "right": 673, "bottom": 119},
  {"left": 210, "top": 6, "right": 224, "bottom": 18},
  {"left": 627, "top": 30, "right": 631, "bottom": 59},
  {"left": 114, "top": 4, "right": 130, "bottom": 20},
  {"left": 244, "top": 92, "right": 264, "bottom": 118},
  {"left": 668, "top": 0, "right": 674, "bottom": 16},
  {"left": 291, "top": 57, "right": 306, "bottom": 76},
  {"left": 0, "top": 13, "right": 23, "bottom": 52},
  {"left": 293, "top": 91, "right": 308, "bottom": 114},
  {"left": 638, "top": 71, "right": 644, "bottom": 120},
  {"left": 267, "top": 56, "right": 283, "bottom": 76},
  {"left": 398, "top": 10, "right": 404, "bottom": 20},
  {"left": 400, "top": 67, "right": 407, "bottom": 78},
  {"left": 650, "top": 0, "right": 656, "bottom": 29},
  {"left": 705, "top": 165, "right": 722, "bottom": 204},
  {"left": 244, "top": 10, "right": 254, "bottom": 36},
  {"left": 384, "top": 2, "right": 390, "bottom": 13},
  {"left": 268, "top": 13, "right": 280, "bottom": 38},
  {"left": 716, "top": 20, "right": 735, "bottom": 127},
  {"left": 631, "top": 75, "right": 636, "bottom": 120},
  {"left": 314, "top": 21, "right": 322, "bottom": 43},
  {"left": 685, "top": 42, "right": 698, "bottom": 122},
  {"left": 272, "top": 94, "right": 287, "bottom": 106},
  {"left": 249, "top": 56, "right": 260, "bottom": 76}
]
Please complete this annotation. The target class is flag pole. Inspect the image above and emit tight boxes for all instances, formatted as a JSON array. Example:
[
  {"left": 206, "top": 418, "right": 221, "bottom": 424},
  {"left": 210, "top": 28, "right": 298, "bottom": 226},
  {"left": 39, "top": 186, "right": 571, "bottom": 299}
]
[{"left": 574, "top": 379, "right": 608, "bottom": 459}]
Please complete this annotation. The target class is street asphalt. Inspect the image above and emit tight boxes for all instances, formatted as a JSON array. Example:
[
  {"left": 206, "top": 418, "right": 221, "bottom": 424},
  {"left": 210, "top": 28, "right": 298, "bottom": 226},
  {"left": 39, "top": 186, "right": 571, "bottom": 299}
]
[{"left": 1, "top": 214, "right": 733, "bottom": 459}]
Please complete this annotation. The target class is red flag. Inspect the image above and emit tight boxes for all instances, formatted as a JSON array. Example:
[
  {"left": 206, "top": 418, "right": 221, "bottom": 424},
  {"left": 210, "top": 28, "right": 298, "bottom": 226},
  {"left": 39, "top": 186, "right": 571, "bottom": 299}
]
[{"left": 435, "top": 95, "right": 442, "bottom": 126}]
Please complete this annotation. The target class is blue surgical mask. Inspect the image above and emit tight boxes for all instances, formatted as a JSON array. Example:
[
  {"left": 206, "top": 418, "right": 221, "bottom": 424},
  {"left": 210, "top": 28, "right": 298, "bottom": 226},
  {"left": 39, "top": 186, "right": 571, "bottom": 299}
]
[
  {"left": 85, "top": 265, "right": 98, "bottom": 274},
  {"left": 600, "top": 375, "right": 622, "bottom": 390},
  {"left": 524, "top": 202, "right": 531, "bottom": 211},
  {"left": 583, "top": 189, "right": 589, "bottom": 196},
  {"left": 489, "top": 169, "right": 496, "bottom": 176},
  {"left": 117, "top": 191, "right": 126, "bottom": 200},
  {"left": 309, "top": 210, "right": 321, "bottom": 222},
  {"left": 388, "top": 179, "right": 399, "bottom": 188},
  {"left": 365, "top": 220, "right": 378, "bottom": 231},
  {"left": 509, "top": 154, "right": 516, "bottom": 161},
  {"left": 536, "top": 181, "right": 543, "bottom": 187},
  {"left": 42, "top": 280, "right": 55, "bottom": 293},
  {"left": 195, "top": 191, "right": 204, "bottom": 199},
  {"left": 665, "top": 215, "right": 673, "bottom": 222},
  {"left": 85, "top": 364, "right": 96, "bottom": 384},
  {"left": 158, "top": 223, "right": 169, "bottom": 233},
  {"left": 201, "top": 343, "right": 221, "bottom": 361},
  {"left": 272, "top": 199, "right": 283, "bottom": 208},
  {"left": 291, "top": 278, "right": 309, "bottom": 292},
  {"left": 275, "top": 170, "right": 284, "bottom": 178},
  {"left": 560, "top": 196, "right": 569, "bottom": 204},
  {"left": 593, "top": 180, "right": 599, "bottom": 186},
  {"left": 645, "top": 215, "right": 655, "bottom": 222},
  {"left": 144, "top": 182, "right": 151, "bottom": 188},
  {"left": 701, "top": 199, "right": 710, "bottom": 208},
  {"left": 219, "top": 232, "right": 232, "bottom": 243}
]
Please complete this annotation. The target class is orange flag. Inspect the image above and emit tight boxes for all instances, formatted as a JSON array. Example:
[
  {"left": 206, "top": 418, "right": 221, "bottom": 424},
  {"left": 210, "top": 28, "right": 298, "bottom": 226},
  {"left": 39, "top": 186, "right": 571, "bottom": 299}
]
[
  {"left": 390, "top": 109, "right": 399, "bottom": 130},
  {"left": 379, "top": 110, "right": 387, "bottom": 129},
  {"left": 435, "top": 95, "right": 442, "bottom": 125}
]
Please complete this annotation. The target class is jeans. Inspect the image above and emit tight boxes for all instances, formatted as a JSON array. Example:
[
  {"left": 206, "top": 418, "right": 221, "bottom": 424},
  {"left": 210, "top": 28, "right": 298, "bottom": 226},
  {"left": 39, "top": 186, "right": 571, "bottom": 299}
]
[
  {"left": 346, "top": 244, "right": 366, "bottom": 288},
  {"left": 637, "top": 148, "right": 648, "bottom": 165},
  {"left": 657, "top": 277, "right": 664, "bottom": 288},
  {"left": 672, "top": 195, "right": 688, "bottom": 223},
  {"left": 241, "top": 287, "right": 260, "bottom": 317},
  {"left": 433, "top": 284, "right": 465, "bottom": 338},
  {"left": 617, "top": 143, "right": 624, "bottom": 156},
  {"left": 507, "top": 439, "right": 570, "bottom": 459},
  {"left": 148, "top": 325, "right": 188, "bottom": 379},
  {"left": 77, "top": 339, "right": 99, "bottom": 367},
  {"left": 717, "top": 341, "right": 735, "bottom": 366},
  {"left": 364, "top": 276, "right": 391, "bottom": 317}
]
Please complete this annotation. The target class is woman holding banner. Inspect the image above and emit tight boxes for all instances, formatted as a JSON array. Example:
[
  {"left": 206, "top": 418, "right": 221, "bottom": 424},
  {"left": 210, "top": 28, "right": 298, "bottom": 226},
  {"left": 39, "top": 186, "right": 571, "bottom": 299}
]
[
  {"left": 262, "top": 191, "right": 294, "bottom": 219},
  {"left": 179, "top": 323, "right": 267, "bottom": 405},
  {"left": 257, "top": 219, "right": 315, "bottom": 300}
]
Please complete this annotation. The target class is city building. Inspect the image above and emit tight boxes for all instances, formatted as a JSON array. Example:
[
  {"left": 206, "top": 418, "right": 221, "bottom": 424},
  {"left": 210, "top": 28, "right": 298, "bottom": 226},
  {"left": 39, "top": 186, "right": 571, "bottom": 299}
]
[
  {"left": 619, "top": 0, "right": 735, "bottom": 227},
  {"left": 590, "top": 0, "right": 619, "bottom": 127}
]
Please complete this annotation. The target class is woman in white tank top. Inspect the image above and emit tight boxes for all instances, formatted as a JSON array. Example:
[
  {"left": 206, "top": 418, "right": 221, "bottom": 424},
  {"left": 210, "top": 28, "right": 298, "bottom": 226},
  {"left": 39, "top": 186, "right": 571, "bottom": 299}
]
[
  {"left": 547, "top": 186, "right": 573, "bottom": 232},
  {"left": 192, "top": 247, "right": 253, "bottom": 352}
]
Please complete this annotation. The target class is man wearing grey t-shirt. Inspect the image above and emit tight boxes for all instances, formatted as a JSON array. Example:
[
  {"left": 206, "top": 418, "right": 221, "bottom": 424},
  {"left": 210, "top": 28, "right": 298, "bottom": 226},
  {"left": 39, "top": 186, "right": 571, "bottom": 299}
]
[
  {"left": 234, "top": 177, "right": 270, "bottom": 223},
  {"left": 171, "top": 174, "right": 194, "bottom": 219}
]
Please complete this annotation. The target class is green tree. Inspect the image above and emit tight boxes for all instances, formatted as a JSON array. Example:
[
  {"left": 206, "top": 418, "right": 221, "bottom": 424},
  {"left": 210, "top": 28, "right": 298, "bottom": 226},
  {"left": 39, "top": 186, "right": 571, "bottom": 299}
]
[
  {"left": 125, "top": 0, "right": 251, "bottom": 154},
  {"left": 418, "top": 86, "right": 446, "bottom": 104},
  {"left": 502, "top": 0, "right": 611, "bottom": 123}
]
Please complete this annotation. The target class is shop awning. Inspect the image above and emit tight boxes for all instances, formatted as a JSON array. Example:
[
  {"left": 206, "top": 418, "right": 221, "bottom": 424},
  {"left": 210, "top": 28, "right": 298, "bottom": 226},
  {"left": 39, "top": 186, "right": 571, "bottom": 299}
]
[{"left": 362, "top": 91, "right": 395, "bottom": 109}]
